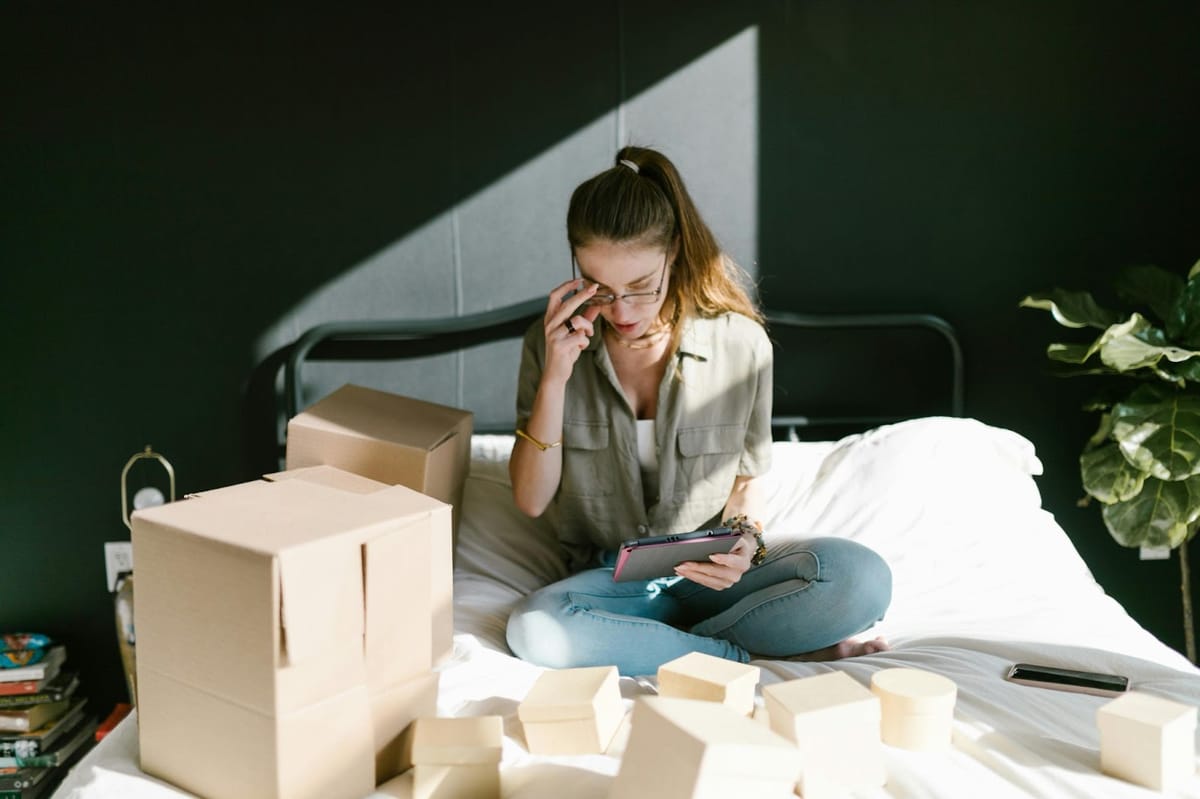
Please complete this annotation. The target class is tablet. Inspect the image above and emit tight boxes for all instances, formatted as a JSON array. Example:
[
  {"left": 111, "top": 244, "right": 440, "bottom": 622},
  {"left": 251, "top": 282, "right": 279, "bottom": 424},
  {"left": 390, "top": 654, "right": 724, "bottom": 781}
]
[{"left": 612, "top": 527, "right": 740, "bottom": 582}]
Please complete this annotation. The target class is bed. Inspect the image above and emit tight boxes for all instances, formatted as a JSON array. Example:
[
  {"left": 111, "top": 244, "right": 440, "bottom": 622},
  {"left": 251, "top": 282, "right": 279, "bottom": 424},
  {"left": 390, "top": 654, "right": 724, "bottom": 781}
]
[{"left": 54, "top": 301, "right": 1200, "bottom": 799}]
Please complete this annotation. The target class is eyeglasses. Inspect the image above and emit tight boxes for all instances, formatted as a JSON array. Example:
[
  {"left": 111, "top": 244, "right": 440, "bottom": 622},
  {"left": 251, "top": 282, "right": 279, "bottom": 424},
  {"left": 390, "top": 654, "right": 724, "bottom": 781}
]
[{"left": 571, "top": 252, "right": 668, "bottom": 306}]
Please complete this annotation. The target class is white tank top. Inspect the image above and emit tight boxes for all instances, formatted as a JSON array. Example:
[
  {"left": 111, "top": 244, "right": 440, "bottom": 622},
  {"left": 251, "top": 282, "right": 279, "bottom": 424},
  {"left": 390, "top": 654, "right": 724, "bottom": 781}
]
[{"left": 636, "top": 419, "right": 658, "bottom": 507}]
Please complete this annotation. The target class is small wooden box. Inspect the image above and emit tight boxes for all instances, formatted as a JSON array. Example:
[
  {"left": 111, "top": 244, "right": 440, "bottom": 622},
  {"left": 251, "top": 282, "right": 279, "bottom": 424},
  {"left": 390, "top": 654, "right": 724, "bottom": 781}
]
[
  {"left": 610, "top": 696, "right": 802, "bottom": 798},
  {"left": 870, "top": 668, "right": 957, "bottom": 752},
  {"left": 410, "top": 716, "right": 503, "bottom": 799},
  {"left": 762, "top": 671, "right": 886, "bottom": 798},
  {"left": 1097, "top": 691, "right": 1197, "bottom": 792},
  {"left": 658, "top": 652, "right": 761, "bottom": 717},
  {"left": 517, "top": 666, "right": 625, "bottom": 755}
]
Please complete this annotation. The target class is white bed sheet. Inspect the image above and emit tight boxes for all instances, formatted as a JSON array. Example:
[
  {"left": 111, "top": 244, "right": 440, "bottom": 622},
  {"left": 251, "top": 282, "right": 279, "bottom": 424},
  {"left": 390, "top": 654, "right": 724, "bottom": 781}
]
[{"left": 55, "top": 418, "right": 1200, "bottom": 798}]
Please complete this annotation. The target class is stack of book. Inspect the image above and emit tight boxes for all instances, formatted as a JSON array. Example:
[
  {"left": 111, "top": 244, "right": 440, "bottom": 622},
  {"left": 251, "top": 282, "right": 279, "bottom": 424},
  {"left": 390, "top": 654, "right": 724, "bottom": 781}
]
[{"left": 0, "top": 636, "right": 96, "bottom": 799}]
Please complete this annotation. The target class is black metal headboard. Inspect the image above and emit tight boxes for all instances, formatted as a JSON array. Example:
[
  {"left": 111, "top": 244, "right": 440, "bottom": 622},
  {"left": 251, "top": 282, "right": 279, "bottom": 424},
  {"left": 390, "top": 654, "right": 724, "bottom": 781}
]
[{"left": 279, "top": 298, "right": 962, "bottom": 448}]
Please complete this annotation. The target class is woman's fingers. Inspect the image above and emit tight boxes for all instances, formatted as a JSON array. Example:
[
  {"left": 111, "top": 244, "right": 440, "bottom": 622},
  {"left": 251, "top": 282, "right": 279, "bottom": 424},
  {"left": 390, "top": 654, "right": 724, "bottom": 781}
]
[
  {"left": 673, "top": 530, "right": 758, "bottom": 589},
  {"left": 674, "top": 559, "right": 743, "bottom": 590},
  {"left": 561, "top": 304, "right": 602, "bottom": 346},
  {"left": 545, "top": 280, "right": 598, "bottom": 330}
]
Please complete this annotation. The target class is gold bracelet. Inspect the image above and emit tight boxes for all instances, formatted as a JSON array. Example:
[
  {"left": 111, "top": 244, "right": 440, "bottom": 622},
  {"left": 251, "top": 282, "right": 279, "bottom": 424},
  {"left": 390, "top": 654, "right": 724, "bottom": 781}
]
[
  {"left": 724, "top": 513, "right": 767, "bottom": 567},
  {"left": 516, "top": 427, "right": 562, "bottom": 451}
]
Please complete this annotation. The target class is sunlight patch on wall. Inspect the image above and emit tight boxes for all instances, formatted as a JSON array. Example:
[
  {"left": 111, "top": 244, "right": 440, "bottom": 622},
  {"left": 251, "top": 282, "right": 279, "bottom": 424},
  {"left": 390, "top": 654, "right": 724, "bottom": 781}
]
[{"left": 257, "top": 26, "right": 758, "bottom": 423}]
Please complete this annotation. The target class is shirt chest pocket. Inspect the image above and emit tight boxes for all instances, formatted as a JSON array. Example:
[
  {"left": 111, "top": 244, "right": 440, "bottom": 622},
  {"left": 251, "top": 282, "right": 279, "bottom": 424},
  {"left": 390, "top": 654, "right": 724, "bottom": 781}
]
[
  {"left": 561, "top": 420, "right": 615, "bottom": 498},
  {"left": 675, "top": 424, "right": 746, "bottom": 497}
]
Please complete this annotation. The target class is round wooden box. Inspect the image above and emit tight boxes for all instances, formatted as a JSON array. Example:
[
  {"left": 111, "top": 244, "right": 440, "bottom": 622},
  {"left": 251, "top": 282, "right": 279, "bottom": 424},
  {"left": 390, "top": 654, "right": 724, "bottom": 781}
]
[{"left": 870, "top": 668, "right": 957, "bottom": 751}]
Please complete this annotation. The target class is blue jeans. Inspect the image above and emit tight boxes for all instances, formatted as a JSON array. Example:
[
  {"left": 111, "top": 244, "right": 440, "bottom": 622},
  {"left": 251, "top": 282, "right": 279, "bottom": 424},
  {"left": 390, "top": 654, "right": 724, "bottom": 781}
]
[{"left": 505, "top": 537, "right": 892, "bottom": 676}]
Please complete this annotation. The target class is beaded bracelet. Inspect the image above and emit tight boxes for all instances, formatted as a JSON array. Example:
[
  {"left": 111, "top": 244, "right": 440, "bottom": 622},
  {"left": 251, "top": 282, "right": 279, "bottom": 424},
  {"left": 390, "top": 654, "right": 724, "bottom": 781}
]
[
  {"left": 723, "top": 513, "right": 767, "bottom": 566},
  {"left": 515, "top": 427, "right": 562, "bottom": 451}
]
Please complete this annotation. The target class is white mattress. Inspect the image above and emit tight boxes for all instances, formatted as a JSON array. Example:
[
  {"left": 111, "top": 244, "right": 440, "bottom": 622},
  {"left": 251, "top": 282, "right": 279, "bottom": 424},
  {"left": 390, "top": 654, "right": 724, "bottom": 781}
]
[{"left": 53, "top": 418, "right": 1200, "bottom": 798}]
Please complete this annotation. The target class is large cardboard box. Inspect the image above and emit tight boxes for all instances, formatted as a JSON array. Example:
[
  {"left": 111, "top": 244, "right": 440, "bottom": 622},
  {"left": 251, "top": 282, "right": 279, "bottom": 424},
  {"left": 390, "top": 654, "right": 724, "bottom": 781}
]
[
  {"left": 285, "top": 384, "right": 473, "bottom": 543},
  {"left": 133, "top": 466, "right": 450, "bottom": 799},
  {"left": 264, "top": 466, "right": 453, "bottom": 666}
]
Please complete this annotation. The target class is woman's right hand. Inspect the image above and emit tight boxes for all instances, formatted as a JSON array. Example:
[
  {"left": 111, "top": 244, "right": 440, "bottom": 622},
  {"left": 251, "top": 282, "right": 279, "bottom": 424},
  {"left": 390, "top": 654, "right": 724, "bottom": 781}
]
[{"left": 542, "top": 279, "right": 601, "bottom": 385}]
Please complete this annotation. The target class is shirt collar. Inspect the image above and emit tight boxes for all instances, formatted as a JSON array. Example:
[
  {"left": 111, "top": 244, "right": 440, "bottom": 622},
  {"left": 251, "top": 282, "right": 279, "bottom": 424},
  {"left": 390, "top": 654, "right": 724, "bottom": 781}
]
[
  {"left": 676, "top": 315, "right": 710, "bottom": 363},
  {"left": 584, "top": 316, "right": 711, "bottom": 362}
]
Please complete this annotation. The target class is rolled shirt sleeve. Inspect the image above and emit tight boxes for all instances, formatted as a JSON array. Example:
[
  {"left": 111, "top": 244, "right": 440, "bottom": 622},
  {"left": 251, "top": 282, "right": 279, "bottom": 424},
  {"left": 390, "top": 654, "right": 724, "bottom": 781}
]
[{"left": 738, "top": 322, "right": 774, "bottom": 477}]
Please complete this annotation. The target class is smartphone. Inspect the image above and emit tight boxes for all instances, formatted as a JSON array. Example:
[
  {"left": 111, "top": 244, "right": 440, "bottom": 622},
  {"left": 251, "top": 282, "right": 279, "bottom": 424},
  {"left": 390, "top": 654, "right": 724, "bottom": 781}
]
[
  {"left": 612, "top": 527, "right": 740, "bottom": 582},
  {"left": 1004, "top": 663, "right": 1130, "bottom": 697}
]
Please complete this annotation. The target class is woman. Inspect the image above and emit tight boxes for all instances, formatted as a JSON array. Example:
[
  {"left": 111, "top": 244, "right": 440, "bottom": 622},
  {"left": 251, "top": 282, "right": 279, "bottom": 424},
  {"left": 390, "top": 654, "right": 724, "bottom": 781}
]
[{"left": 505, "top": 146, "right": 891, "bottom": 675}]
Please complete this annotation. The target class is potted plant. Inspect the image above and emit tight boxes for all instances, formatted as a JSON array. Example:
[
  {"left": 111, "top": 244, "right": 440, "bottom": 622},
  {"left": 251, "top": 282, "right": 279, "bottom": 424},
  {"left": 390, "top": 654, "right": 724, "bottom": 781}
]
[{"left": 1021, "top": 259, "right": 1200, "bottom": 663}]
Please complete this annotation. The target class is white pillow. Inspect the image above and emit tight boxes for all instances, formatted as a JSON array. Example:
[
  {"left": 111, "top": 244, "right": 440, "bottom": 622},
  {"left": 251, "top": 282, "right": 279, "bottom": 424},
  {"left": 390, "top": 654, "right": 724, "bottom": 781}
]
[
  {"left": 763, "top": 417, "right": 1105, "bottom": 639},
  {"left": 455, "top": 419, "right": 1105, "bottom": 649}
]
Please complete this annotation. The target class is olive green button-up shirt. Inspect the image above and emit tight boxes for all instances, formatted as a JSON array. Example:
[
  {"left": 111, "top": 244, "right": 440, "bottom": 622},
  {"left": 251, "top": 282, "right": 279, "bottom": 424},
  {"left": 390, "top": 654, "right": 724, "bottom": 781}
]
[{"left": 516, "top": 312, "right": 774, "bottom": 571}]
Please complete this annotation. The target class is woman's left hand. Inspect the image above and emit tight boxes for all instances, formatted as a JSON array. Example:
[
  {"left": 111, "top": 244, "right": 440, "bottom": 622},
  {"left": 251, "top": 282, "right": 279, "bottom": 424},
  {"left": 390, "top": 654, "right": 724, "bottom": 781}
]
[{"left": 672, "top": 531, "right": 757, "bottom": 590}]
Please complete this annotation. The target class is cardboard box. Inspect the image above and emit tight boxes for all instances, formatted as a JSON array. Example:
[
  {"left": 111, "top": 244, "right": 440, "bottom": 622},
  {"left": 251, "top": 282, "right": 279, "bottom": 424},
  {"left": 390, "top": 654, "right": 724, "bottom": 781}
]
[
  {"left": 517, "top": 666, "right": 624, "bottom": 755},
  {"left": 410, "top": 716, "right": 503, "bottom": 799},
  {"left": 133, "top": 467, "right": 451, "bottom": 799},
  {"left": 1098, "top": 691, "right": 1197, "bottom": 791},
  {"left": 658, "top": 652, "right": 760, "bottom": 717},
  {"left": 610, "top": 696, "right": 802, "bottom": 799},
  {"left": 264, "top": 466, "right": 453, "bottom": 668},
  {"left": 762, "top": 671, "right": 886, "bottom": 798},
  {"left": 285, "top": 383, "right": 473, "bottom": 544},
  {"left": 870, "top": 668, "right": 957, "bottom": 752}
]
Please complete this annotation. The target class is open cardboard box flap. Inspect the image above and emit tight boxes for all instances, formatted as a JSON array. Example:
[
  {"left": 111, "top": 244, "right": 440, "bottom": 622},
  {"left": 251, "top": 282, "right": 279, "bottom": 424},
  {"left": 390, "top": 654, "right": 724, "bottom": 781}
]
[
  {"left": 134, "top": 468, "right": 450, "bottom": 712},
  {"left": 289, "top": 384, "right": 471, "bottom": 452}
]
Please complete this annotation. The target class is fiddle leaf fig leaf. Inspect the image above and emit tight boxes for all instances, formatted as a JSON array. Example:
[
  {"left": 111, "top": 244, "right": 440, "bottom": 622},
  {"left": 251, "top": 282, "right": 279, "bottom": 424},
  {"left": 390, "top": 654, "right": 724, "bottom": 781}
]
[
  {"left": 1101, "top": 475, "right": 1200, "bottom": 548},
  {"left": 1047, "top": 343, "right": 1095, "bottom": 364},
  {"left": 1167, "top": 275, "right": 1200, "bottom": 348},
  {"left": 1084, "top": 412, "right": 1115, "bottom": 450},
  {"left": 1113, "top": 264, "right": 1183, "bottom": 325},
  {"left": 1097, "top": 314, "right": 1200, "bottom": 373},
  {"left": 1159, "top": 358, "right": 1200, "bottom": 386},
  {"left": 1084, "top": 385, "right": 1138, "bottom": 413},
  {"left": 1081, "top": 443, "right": 1146, "bottom": 504},
  {"left": 1020, "top": 290, "right": 1122, "bottom": 330},
  {"left": 1111, "top": 386, "right": 1200, "bottom": 480}
]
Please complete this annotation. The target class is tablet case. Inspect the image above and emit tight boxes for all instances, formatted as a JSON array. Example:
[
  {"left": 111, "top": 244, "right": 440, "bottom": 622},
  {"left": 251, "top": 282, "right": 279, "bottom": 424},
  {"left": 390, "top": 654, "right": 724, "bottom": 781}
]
[{"left": 612, "top": 528, "right": 739, "bottom": 582}]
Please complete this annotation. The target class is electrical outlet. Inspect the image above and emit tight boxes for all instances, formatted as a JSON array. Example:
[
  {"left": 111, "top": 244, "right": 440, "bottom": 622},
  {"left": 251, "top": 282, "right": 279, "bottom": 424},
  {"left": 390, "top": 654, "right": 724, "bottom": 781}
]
[{"left": 105, "top": 541, "right": 134, "bottom": 592}]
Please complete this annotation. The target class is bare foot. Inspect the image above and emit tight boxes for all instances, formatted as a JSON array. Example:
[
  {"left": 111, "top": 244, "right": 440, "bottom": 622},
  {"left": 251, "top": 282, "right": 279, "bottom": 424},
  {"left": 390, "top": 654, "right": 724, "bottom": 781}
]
[{"left": 772, "top": 636, "right": 891, "bottom": 662}]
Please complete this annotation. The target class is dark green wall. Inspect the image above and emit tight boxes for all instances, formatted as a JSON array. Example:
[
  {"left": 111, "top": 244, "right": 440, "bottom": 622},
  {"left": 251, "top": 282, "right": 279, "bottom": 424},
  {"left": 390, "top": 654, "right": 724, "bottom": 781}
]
[
  {"left": 3, "top": 2, "right": 1199, "bottom": 718},
  {"left": 757, "top": 2, "right": 1200, "bottom": 656}
]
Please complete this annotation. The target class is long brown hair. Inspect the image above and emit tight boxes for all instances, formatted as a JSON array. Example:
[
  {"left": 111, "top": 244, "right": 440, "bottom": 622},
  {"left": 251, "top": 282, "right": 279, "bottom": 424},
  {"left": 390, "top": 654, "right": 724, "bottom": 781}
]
[{"left": 566, "top": 146, "right": 763, "bottom": 339}]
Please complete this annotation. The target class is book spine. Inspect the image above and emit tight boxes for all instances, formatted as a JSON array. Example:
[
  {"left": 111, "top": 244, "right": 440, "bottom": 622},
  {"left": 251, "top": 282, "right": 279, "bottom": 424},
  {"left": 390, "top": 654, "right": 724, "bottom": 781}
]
[
  {"left": 0, "top": 769, "right": 46, "bottom": 791},
  {"left": 0, "top": 775, "right": 40, "bottom": 793},
  {"left": 0, "top": 694, "right": 62, "bottom": 710},
  {"left": 0, "top": 740, "right": 40, "bottom": 757},
  {"left": 0, "top": 684, "right": 36, "bottom": 698},
  {"left": 0, "top": 753, "right": 55, "bottom": 768}
]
